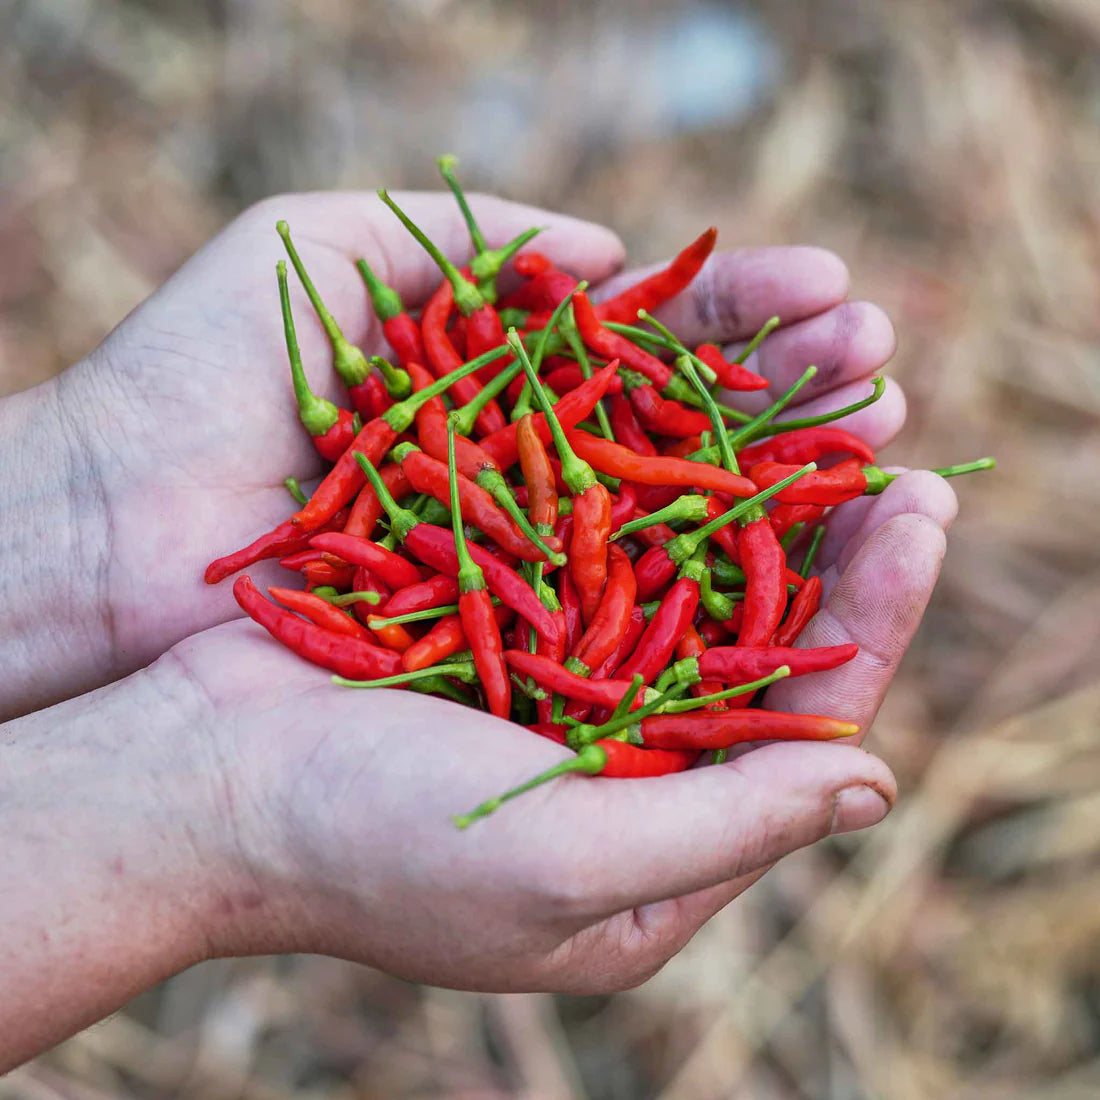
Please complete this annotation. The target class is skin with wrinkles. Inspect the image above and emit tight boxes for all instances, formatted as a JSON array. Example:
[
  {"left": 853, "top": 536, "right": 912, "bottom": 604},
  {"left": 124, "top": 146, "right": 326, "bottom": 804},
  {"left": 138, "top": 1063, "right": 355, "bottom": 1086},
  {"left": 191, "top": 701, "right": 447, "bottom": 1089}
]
[{"left": 0, "top": 190, "right": 955, "bottom": 1071}]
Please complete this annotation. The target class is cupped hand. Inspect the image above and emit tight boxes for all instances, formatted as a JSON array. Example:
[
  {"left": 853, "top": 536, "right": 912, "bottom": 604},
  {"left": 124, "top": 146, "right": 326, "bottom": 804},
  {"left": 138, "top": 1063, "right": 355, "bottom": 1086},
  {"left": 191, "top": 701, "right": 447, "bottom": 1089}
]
[{"left": 49, "top": 189, "right": 903, "bottom": 705}]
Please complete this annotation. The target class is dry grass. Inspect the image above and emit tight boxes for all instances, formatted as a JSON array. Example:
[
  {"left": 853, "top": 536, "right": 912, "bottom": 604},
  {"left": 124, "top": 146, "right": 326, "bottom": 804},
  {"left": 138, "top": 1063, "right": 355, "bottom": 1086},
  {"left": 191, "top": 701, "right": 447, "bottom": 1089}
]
[{"left": 2, "top": 0, "right": 1099, "bottom": 1096}]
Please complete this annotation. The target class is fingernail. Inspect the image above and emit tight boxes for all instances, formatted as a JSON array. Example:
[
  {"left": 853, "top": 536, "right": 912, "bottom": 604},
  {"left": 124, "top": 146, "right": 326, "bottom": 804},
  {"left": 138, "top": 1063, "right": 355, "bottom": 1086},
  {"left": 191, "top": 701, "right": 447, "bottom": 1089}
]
[{"left": 830, "top": 785, "right": 890, "bottom": 835}]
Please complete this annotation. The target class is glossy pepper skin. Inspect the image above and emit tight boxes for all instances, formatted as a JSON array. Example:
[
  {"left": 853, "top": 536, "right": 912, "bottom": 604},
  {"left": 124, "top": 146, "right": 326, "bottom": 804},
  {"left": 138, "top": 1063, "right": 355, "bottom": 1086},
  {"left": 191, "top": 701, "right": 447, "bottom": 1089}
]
[
  {"left": 737, "top": 426, "right": 876, "bottom": 468},
  {"left": 691, "top": 641, "right": 858, "bottom": 682},
  {"left": 310, "top": 531, "right": 423, "bottom": 591},
  {"left": 694, "top": 343, "right": 769, "bottom": 392},
  {"left": 566, "top": 430, "right": 759, "bottom": 498},
  {"left": 233, "top": 575, "right": 402, "bottom": 679},
  {"left": 615, "top": 577, "right": 700, "bottom": 685},
  {"left": 636, "top": 709, "right": 859, "bottom": 750},
  {"left": 569, "top": 482, "right": 612, "bottom": 623},
  {"left": 503, "top": 651, "right": 639, "bottom": 710},
  {"left": 380, "top": 575, "right": 460, "bottom": 618},
  {"left": 569, "top": 543, "right": 637, "bottom": 672},
  {"left": 773, "top": 575, "right": 824, "bottom": 647},
  {"left": 268, "top": 586, "right": 371, "bottom": 640},
  {"left": 749, "top": 459, "right": 885, "bottom": 507},
  {"left": 675, "top": 624, "right": 725, "bottom": 709},
  {"left": 571, "top": 289, "right": 673, "bottom": 388},
  {"left": 343, "top": 464, "right": 413, "bottom": 539},
  {"left": 594, "top": 227, "right": 717, "bottom": 325},
  {"left": 736, "top": 516, "right": 789, "bottom": 648}
]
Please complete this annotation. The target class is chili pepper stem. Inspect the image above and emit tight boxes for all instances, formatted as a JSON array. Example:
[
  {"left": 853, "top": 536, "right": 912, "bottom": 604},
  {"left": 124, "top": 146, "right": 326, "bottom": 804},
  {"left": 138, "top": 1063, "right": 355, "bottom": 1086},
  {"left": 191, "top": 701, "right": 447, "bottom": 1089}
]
[
  {"left": 453, "top": 744, "right": 608, "bottom": 829},
  {"left": 284, "top": 476, "right": 308, "bottom": 506},
  {"left": 369, "top": 355, "right": 412, "bottom": 400},
  {"left": 277, "top": 221, "right": 370, "bottom": 386},
  {"left": 333, "top": 662, "right": 478, "bottom": 689},
  {"left": 800, "top": 524, "right": 826, "bottom": 578},
  {"left": 277, "top": 261, "right": 340, "bottom": 436}
]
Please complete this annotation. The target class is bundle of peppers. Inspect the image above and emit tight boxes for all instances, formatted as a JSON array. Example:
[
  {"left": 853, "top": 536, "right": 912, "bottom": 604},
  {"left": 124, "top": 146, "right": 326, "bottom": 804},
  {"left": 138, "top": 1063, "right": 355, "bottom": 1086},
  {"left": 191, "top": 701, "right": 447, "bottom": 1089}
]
[{"left": 205, "top": 157, "right": 994, "bottom": 828}]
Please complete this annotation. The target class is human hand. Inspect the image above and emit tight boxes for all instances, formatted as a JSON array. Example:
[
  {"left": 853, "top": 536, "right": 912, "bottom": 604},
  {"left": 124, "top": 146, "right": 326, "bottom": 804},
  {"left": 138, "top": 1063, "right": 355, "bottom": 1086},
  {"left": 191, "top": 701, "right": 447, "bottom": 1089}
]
[{"left": 3, "top": 188, "right": 905, "bottom": 718}]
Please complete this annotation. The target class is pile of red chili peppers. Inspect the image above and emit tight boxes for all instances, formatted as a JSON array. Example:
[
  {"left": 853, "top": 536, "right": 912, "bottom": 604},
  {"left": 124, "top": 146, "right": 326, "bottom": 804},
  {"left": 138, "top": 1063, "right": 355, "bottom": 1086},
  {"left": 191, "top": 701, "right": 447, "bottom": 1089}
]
[{"left": 205, "top": 157, "right": 994, "bottom": 828}]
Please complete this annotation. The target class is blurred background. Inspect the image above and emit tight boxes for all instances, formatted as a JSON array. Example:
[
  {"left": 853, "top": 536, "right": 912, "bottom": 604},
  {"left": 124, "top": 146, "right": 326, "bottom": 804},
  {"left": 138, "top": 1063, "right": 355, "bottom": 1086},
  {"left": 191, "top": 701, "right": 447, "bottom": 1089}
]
[{"left": 3, "top": 0, "right": 1100, "bottom": 1096}]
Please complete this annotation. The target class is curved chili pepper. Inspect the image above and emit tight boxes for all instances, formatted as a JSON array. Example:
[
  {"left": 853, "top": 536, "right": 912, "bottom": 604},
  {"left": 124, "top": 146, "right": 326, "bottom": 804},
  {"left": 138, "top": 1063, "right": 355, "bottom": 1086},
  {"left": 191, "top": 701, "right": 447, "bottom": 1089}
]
[
  {"left": 204, "top": 507, "right": 349, "bottom": 585},
  {"left": 303, "top": 561, "right": 356, "bottom": 590},
  {"left": 380, "top": 574, "right": 461, "bottom": 618},
  {"left": 309, "top": 531, "right": 423, "bottom": 591},
  {"left": 517, "top": 413, "right": 559, "bottom": 533},
  {"left": 268, "top": 586, "right": 372, "bottom": 640},
  {"left": 624, "top": 376, "right": 713, "bottom": 438},
  {"left": 290, "top": 343, "right": 509, "bottom": 531},
  {"left": 565, "top": 430, "right": 758, "bottom": 497},
  {"left": 609, "top": 392, "right": 658, "bottom": 457},
  {"left": 694, "top": 343, "right": 770, "bottom": 392},
  {"left": 594, "top": 227, "right": 716, "bottom": 325},
  {"left": 738, "top": 427, "right": 876, "bottom": 468},
  {"left": 571, "top": 289, "right": 672, "bottom": 388},
  {"left": 557, "top": 565, "right": 584, "bottom": 655},
  {"left": 773, "top": 575, "right": 824, "bottom": 647},
  {"left": 703, "top": 499, "right": 805, "bottom": 589},
  {"left": 276, "top": 261, "right": 358, "bottom": 462},
  {"left": 636, "top": 709, "right": 859, "bottom": 750},
  {"left": 278, "top": 549, "right": 324, "bottom": 571},
  {"left": 568, "top": 543, "right": 637, "bottom": 672},
  {"left": 544, "top": 363, "right": 624, "bottom": 397},
  {"left": 591, "top": 604, "right": 647, "bottom": 680},
  {"left": 503, "top": 651, "right": 640, "bottom": 710},
  {"left": 356, "top": 258, "right": 426, "bottom": 369},
  {"left": 445, "top": 420, "right": 510, "bottom": 718},
  {"left": 607, "top": 482, "right": 638, "bottom": 534},
  {"left": 478, "top": 358, "right": 621, "bottom": 470},
  {"left": 354, "top": 451, "right": 562, "bottom": 646},
  {"left": 671, "top": 641, "right": 858, "bottom": 684},
  {"left": 737, "top": 516, "right": 788, "bottom": 648},
  {"left": 233, "top": 575, "right": 402, "bottom": 679},
  {"left": 498, "top": 260, "right": 578, "bottom": 312},
  {"left": 615, "top": 576, "right": 700, "bottom": 686},
  {"left": 402, "top": 613, "right": 466, "bottom": 672}
]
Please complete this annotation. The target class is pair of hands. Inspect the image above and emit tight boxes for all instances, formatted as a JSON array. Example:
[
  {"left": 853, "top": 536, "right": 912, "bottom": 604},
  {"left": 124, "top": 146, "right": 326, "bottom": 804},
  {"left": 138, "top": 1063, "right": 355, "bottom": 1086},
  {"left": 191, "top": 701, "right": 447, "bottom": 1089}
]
[{"left": 0, "top": 190, "right": 956, "bottom": 1067}]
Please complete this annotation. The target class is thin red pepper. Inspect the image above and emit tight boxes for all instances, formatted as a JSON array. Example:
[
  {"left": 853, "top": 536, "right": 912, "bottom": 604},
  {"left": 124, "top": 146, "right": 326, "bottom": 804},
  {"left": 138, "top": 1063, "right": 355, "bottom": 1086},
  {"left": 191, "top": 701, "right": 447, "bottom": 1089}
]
[
  {"left": 675, "top": 623, "right": 725, "bottom": 710},
  {"left": 626, "top": 378, "right": 713, "bottom": 438},
  {"left": 504, "top": 651, "right": 640, "bottom": 710},
  {"left": 737, "top": 427, "right": 876, "bottom": 468},
  {"left": 310, "top": 532, "right": 424, "bottom": 591},
  {"left": 268, "top": 586, "right": 372, "bottom": 640},
  {"left": 343, "top": 463, "right": 413, "bottom": 539},
  {"left": 694, "top": 343, "right": 769, "bottom": 392},
  {"left": 768, "top": 502, "right": 826, "bottom": 540},
  {"left": 380, "top": 575, "right": 461, "bottom": 618},
  {"left": 737, "top": 515, "right": 788, "bottom": 648},
  {"left": 615, "top": 576, "right": 700, "bottom": 685},
  {"left": 356, "top": 258, "right": 426, "bottom": 369},
  {"left": 568, "top": 543, "right": 637, "bottom": 672},
  {"left": 233, "top": 575, "right": 402, "bottom": 679},
  {"left": 572, "top": 289, "right": 672, "bottom": 388},
  {"left": 635, "top": 709, "right": 859, "bottom": 750},
  {"left": 594, "top": 228, "right": 717, "bottom": 325},
  {"left": 773, "top": 575, "right": 824, "bottom": 647}
]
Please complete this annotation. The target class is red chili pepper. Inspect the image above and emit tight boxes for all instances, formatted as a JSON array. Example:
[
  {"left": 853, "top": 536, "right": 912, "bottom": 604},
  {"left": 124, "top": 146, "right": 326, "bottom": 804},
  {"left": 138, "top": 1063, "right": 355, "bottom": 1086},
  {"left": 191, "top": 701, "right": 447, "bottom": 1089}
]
[
  {"left": 773, "top": 575, "right": 824, "bottom": 647},
  {"left": 572, "top": 289, "right": 673, "bottom": 388},
  {"left": 278, "top": 549, "right": 324, "bottom": 571},
  {"left": 737, "top": 515, "right": 788, "bottom": 648},
  {"left": 566, "top": 430, "right": 759, "bottom": 497},
  {"left": 544, "top": 362, "right": 624, "bottom": 397},
  {"left": 402, "top": 603, "right": 513, "bottom": 672},
  {"left": 615, "top": 576, "right": 700, "bottom": 685},
  {"left": 517, "top": 413, "right": 559, "bottom": 533},
  {"left": 594, "top": 228, "right": 717, "bottom": 325},
  {"left": 626, "top": 378, "right": 713, "bottom": 438},
  {"left": 569, "top": 543, "right": 637, "bottom": 672},
  {"left": 498, "top": 260, "right": 577, "bottom": 312},
  {"left": 302, "top": 561, "right": 356, "bottom": 590},
  {"left": 233, "top": 575, "right": 402, "bottom": 679},
  {"left": 310, "top": 532, "right": 423, "bottom": 591},
  {"left": 591, "top": 604, "right": 647, "bottom": 680},
  {"left": 698, "top": 617, "right": 729, "bottom": 647},
  {"left": 694, "top": 343, "right": 769, "bottom": 392},
  {"left": 632, "top": 544, "right": 679, "bottom": 603},
  {"left": 748, "top": 459, "right": 879, "bottom": 507},
  {"left": 636, "top": 709, "right": 859, "bottom": 750},
  {"left": 768, "top": 502, "right": 826, "bottom": 540},
  {"left": 380, "top": 574, "right": 461, "bottom": 618},
  {"left": 277, "top": 261, "right": 358, "bottom": 462},
  {"left": 595, "top": 740, "right": 698, "bottom": 777},
  {"left": 204, "top": 508, "right": 349, "bottom": 585},
  {"left": 703, "top": 499, "right": 805, "bottom": 589},
  {"left": 738, "top": 427, "right": 876, "bottom": 468},
  {"left": 478, "top": 357, "right": 621, "bottom": 471},
  {"left": 268, "top": 586, "right": 372, "bottom": 640},
  {"left": 607, "top": 482, "right": 638, "bottom": 534},
  {"left": 557, "top": 567, "right": 584, "bottom": 654},
  {"left": 445, "top": 420, "right": 510, "bottom": 719},
  {"left": 356, "top": 258, "right": 426, "bottom": 369},
  {"left": 504, "top": 651, "right": 640, "bottom": 710},
  {"left": 689, "top": 641, "right": 857, "bottom": 682}
]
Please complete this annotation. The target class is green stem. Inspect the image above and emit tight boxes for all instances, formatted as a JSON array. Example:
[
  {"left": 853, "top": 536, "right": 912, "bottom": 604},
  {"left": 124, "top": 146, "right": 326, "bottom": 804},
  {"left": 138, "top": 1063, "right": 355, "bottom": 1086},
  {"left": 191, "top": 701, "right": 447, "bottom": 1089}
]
[
  {"left": 733, "top": 316, "right": 781, "bottom": 364},
  {"left": 932, "top": 457, "right": 996, "bottom": 479},
  {"left": 507, "top": 329, "right": 597, "bottom": 495},
  {"left": 355, "top": 258, "right": 404, "bottom": 322},
  {"left": 658, "top": 667, "right": 791, "bottom": 714},
  {"left": 746, "top": 377, "right": 886, "bottom": 443},
  {"left": 370, "top": 355, "right": 412, "bottom": 400},
  {"left": 800, "top": 524, "right": 826, "bottom": 579},
  {"left": 333, "top": 661, "right": 479, "bottom": 689},
  {"left": 726, "top": 365, "right": 818, "bottom": 451},
  {"left": 353, "top": 451, "right": 420, "bottom": 540},
  {"left": 610, "top": 495, "right": 710, "bottom": 540},
  {"left": 320, "top": 589, "right": 383, "bottom": 608},
  {"left": 560, "top": 306, "right": 615, "bottom": 440},
  {"left": 453, "top": 744, "right": 608, "bottom": 829},
  {"left": 451, "top": 359, "right": 525, "bottom": 436},
  {"left": 447, "top": 420, "right": 486, "bottom": 594},
  {"left": 410, "top": 675, "right": 475, "bottom": 706},
  {"left": 283, "top": 476, "right": 308, "bottom": 506},
  {"left": 636, "top": 310, "right": 717, "bottom": 384},
  {"left": 276, "top": 221, "right": 369, "bottom": 386},
  {"left": 377, "top": 189, "right": 483, "bottom": 316},
  {"left": 436, "top": 154, "right": 488, "bottom": 254},
  {"left": 672, "top": 347, "right": 738, "bottom": 474},
  {"left": 277, "top": 261, "right": 339, "bottom": 436}
]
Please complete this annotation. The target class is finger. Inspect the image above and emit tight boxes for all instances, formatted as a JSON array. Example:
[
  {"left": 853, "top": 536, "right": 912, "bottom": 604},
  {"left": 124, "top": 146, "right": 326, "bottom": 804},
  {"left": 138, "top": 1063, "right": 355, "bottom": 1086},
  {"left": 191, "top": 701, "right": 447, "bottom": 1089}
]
[
  {"left": 720, "top": 301, "right": 897, "bottom": 411},
  {"left": 259, "top": 189, "right": 625, "bottom": 313},
  {"left": 812, "top": 466, "right": 956, "bottom": 576},
  {"left": 763, "top": 508, "right": 950, "bottom": 736},
  {"left": 532, "top": 741, "right": 894, "bottom": 921},
  {"left": 592, "top": 246, "right": 850, "bottom": 346}
]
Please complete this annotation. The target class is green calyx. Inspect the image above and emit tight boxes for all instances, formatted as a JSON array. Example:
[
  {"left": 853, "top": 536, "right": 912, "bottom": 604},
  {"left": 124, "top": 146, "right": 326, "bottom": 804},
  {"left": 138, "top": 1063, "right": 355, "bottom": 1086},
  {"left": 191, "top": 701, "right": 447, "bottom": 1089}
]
[
  {"left": 507, "top": 328, "right": 597, "bottom": 495},
  {"left": 665, "top": 463, "right": 817, "bottom": 565},
  {"left": 353, "top": 451, "right": 419, "bottom": 541},
  {"left": 284, "top": 476, "right": 309, "bottom": 506},
  {"left": 450, "top": 358, "right": 525, "bottom": 436},
  {"left": 277, "top": 261, "right": 340, "bottom": 436},
  {"left": 610, "top": 495, "right": 710, "bottom": 541},
  {"left": 636, "top": 309, "right": 718, "bottom": 384},
  {"left": 673, "top": 350, "right": 738, "bottom": 474},
  {"left": 382, "top": 343, "right": 509, "bottom": 432},
  {"left": 476, "top": 466, "right": 566, "bottom": 566},
  {"left": 568, "top": 680, "right": 689, "bottom": 749},
  {"left": 470, "top": 226, "right": 545, "bottom": 288},
  {"left": 277, "top": 220, "right": 370, "bottom": 386},
  {"left": 447, "top": 419, "right": 486, "bottom": 594},
  {"left": 452, "top": 743, "right": 608, "bottom": 829},
  {"left": 370, "top": 355, "right": 412, "bottom": 400},
  {"left": 355, "top": 258, "right": 404, "bottom": 322},
  {"left": 699, "top": 568, "right": 738, "bottom": 621},
  {"left": 390, "top": 441, "right": 421, "bottom": 464},
  {"left": 377, "top": 189, "right": 484, "bottom": 317}
]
